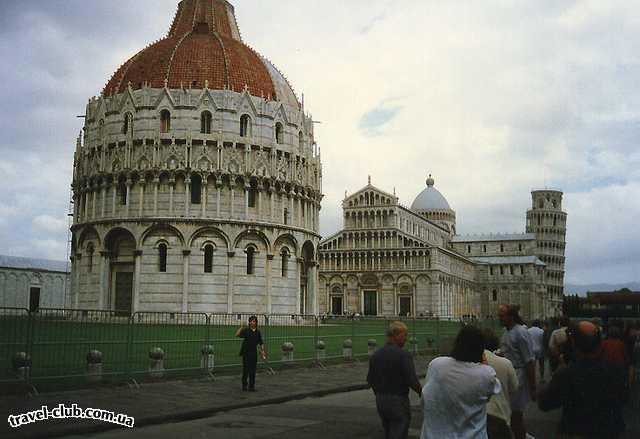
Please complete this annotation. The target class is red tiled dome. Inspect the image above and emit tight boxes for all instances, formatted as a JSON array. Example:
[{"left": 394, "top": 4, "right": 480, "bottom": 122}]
[{"left": 104, "top": 0, "right": 299, "bottom": 107}]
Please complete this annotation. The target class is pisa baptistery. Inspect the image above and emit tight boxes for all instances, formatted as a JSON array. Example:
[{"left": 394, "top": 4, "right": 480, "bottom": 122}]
[{"left": 70, "top": 0, "right": 323, "bottom": 315}]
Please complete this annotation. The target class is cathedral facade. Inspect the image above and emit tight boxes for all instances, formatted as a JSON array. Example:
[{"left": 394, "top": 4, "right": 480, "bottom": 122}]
[
  {"left": 318, "top": 177, "right": 566, "bottom": 320},
  {"left": 70, "top": 0, "right": 322, "bottom": 315}
]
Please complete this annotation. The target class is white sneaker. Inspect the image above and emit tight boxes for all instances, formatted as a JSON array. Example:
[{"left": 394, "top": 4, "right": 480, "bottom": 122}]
[{"left": 525, "top": 434, "right": 536, "bottom": 439}]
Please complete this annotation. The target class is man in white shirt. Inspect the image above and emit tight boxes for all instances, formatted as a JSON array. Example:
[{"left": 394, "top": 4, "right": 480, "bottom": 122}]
[
  {"left": 483, "top": 328, "right": 519, "bottom": 438},
  {"left": 528, "top": 320, "right": 545, "bottom": 380}
]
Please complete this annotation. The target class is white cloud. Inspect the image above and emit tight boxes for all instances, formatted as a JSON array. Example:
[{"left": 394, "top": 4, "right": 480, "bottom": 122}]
[
  {"left": 1, "top": 0, "right": 639, "bottom": 283},
  {"left": 32, "top": 215, "right": 68, "bottom": 235},
  {"left": 30, "top": 238, "right": 69, "bottom": 261}
]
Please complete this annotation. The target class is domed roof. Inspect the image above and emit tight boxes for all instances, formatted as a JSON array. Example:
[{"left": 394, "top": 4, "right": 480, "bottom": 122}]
[
  {"left": 411, "top": 175, "right": 452, "bottom": 211},
  {"left": 103, "top": 0, "right": 299, "bottom": 108}
]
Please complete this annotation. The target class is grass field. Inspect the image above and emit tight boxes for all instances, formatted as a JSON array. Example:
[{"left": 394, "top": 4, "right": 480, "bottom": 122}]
[{"left": 0, "top": 309, "right": 501, "bottom": 391}]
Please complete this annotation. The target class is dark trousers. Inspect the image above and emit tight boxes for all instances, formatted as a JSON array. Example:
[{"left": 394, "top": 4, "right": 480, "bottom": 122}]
[
  {"left": 487, "top": 414, "right": 513, "bottom": 439},
  {"left": 375, "top": 393, "right": 410, "bottom": 439},
  {"left": 242, "top": 352, "right": 257, "bottom": 389},
  {"left": 538, "top": 356, "right": 545, "bottom": 379}
]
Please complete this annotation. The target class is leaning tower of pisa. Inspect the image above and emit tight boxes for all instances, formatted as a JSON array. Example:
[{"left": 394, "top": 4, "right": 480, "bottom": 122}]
[
  {"left": 526, "top": 190, "right": 567, "bottom": 316},
  {"left": 69, "top": 0, "right": 323, "bottom": 316}
]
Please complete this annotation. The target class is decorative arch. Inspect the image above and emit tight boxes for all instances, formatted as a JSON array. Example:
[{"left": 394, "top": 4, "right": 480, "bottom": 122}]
[
  {"left": 140, "top": 223, "right": 186, "bottom": 248},
  {"left": 103, "top": 226, "right": 138, "bottom": 253},
  {"left": 381, "top": 274, "right": 395, "bottom": 286},
  {"left": 397, "top": 274, "right": 414, "bottom": 286},
  {"left": 360, "top": 273, "right": 378, "bottom": 287},
  {"left": 301, "top": 240, "right": 315, "bottom": 261},
  {"left": 188, "top": 227, "right": 230, "bottom": 251},
  {"left": 77, "top": 226, "right": 101, "bottom": 251},
  {"left": 233, "top": 229, "right": 271, "bottom": 253},
  {"left": 240, "top": 114, "right": 252, "bottom": 137},
  {"left": 273, "top": 233, "right": 299, "bottom": 256},
  {"left": 153, "top": 238, "right": 171, "bottom": 249},
  {"left": 159, "top": 108, "right": 171, "bottom": 133}
]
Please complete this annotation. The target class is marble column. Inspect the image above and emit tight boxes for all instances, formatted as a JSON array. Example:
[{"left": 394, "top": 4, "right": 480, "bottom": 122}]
[
  {"left": 201, "top": 179, "right": 207, "bottom": 217},
  {"left": 98, "top": 252, "right": 107, "bottom": 310},
  {"left": 266, "top": 254, "right": 273, "bottom": 314},
  {"left": 133, "top": 250, "right": 142, "bottom": 313},
  {"left": 125, "top": 180, "right": 131, "bottom": 217},
  {"left": 153, "top": 178, "right": 159, "bottom": 215},
  {"left": 227, "top": 251, "right": 235, "bottom": 313},
  {"left": 185, "top": 178, "right": 191, "bottom": 217},
  {"left": 182, "top": 249, "right": 190, "bottom": 312},
  {"left": 138, "top": 180, "right": 145, "bottom": 217}
]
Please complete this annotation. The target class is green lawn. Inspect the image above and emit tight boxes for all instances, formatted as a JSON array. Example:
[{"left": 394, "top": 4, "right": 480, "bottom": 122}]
[{"left": 0, "top": 310, "right": 502, "bottom": 391}]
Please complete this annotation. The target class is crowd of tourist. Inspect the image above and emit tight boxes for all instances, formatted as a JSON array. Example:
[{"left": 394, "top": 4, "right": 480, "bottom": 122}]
[{"left": 368, "top": 306, "right": 640, "bottom": 439}]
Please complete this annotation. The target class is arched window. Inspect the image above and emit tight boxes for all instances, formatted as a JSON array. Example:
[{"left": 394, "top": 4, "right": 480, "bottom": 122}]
[
  {"left": 160, "top": 110, "right": 171, "bottom": 133},
  {"left": 98, "top": 119, "right": 104, "bottom": 140},
  {"left": 86, "top": 244, "right": 94, "bottom": 273},
  {"left": 298, "top": 131, "right": 304, "bottom": 149},
  {"left": 201, "top": 111, "right": 212, "bottom": 134},
  {"left": 204, "top": 244, "right": 214, "bottom": 273},
  {"left": 248, "top": 180, "right": 257, "bottom": 208},
  {"left": 283, "top": 207, "right": 288, "bottom": 225},
  {"left": 246, "top": 247, "right": 255, "bottom": 275},
  {"left": 500, "top": 244, "right": 504, "bottom": 253},
  {"left": 118, "top": 179, "right": 127, "bottom": 205},
  {"left": 158, "top": 243, "right": 168, "bottom": 272},
  {"left": 240, "top": 114, "right": 251, "bottom": 137},
  {"left": 281, "top": 248, "right": 289, "bottom": 277},
  {"left": 122, "top": 112, "right": 133, "bottom": 135},
  {"left": 275, "top": 122, "right": 284, "bottom": 144},
  {"left": 191, "top": 174, "right": 202, "bottom": 205},
  {"left": 492, "top": 290, "right": 498, "bottom": 302}
]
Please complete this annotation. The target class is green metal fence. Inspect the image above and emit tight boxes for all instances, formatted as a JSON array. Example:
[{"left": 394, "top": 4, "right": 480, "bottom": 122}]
[{"left": 0, "top": 307, "right": 479, "bottom": 393}]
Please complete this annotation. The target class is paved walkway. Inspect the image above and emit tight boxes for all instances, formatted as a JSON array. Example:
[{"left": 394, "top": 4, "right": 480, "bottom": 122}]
[
  {"left": 2, "top": 356, "right": 638, "bottom": 439},
  {"left": 1, "top": 357, "right": 432, "bottom": 439}
]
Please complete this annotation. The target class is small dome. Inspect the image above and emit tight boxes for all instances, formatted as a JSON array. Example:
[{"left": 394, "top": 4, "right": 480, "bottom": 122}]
[{"left": 411, "top": 175, "right": 452, "bottom": 211}]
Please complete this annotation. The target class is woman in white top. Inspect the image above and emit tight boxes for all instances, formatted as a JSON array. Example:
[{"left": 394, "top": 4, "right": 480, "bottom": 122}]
[{"left": 421, "top": 325, "right": 502, "bottom": 439}]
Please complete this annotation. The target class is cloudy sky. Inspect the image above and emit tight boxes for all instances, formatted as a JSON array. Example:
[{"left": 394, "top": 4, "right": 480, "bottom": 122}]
[{"left": 1, "top": 0, "right": 639, "bottom": 285}]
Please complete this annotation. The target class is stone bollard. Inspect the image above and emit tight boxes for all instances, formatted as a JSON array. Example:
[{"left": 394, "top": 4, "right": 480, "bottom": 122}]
[
  {"left": 12, "top": 352, "right": 31, "bottom": 380},
  {"left": 367, "top": 339, "right": 377, "bottom": 357},
  {"left": 200, "top": 345, "right": 215, "bottom": 372},
  {"left": 343, "top": 339, "right": 353, "bottom": 360},
  {"left": 316, "top": 340, "right": 326, "bottom": 360},
  {"left": 281, "top": 342, "right": 294, "bottom": 363},
  {"left": 86, "top": 350, "right": 103, "bottom": 383},
  {"left": 148, "top": 347, "right": 165, "bottom": 378},
  {"left": 426, "top": 337, "right": 436, "bottom": 354}
]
